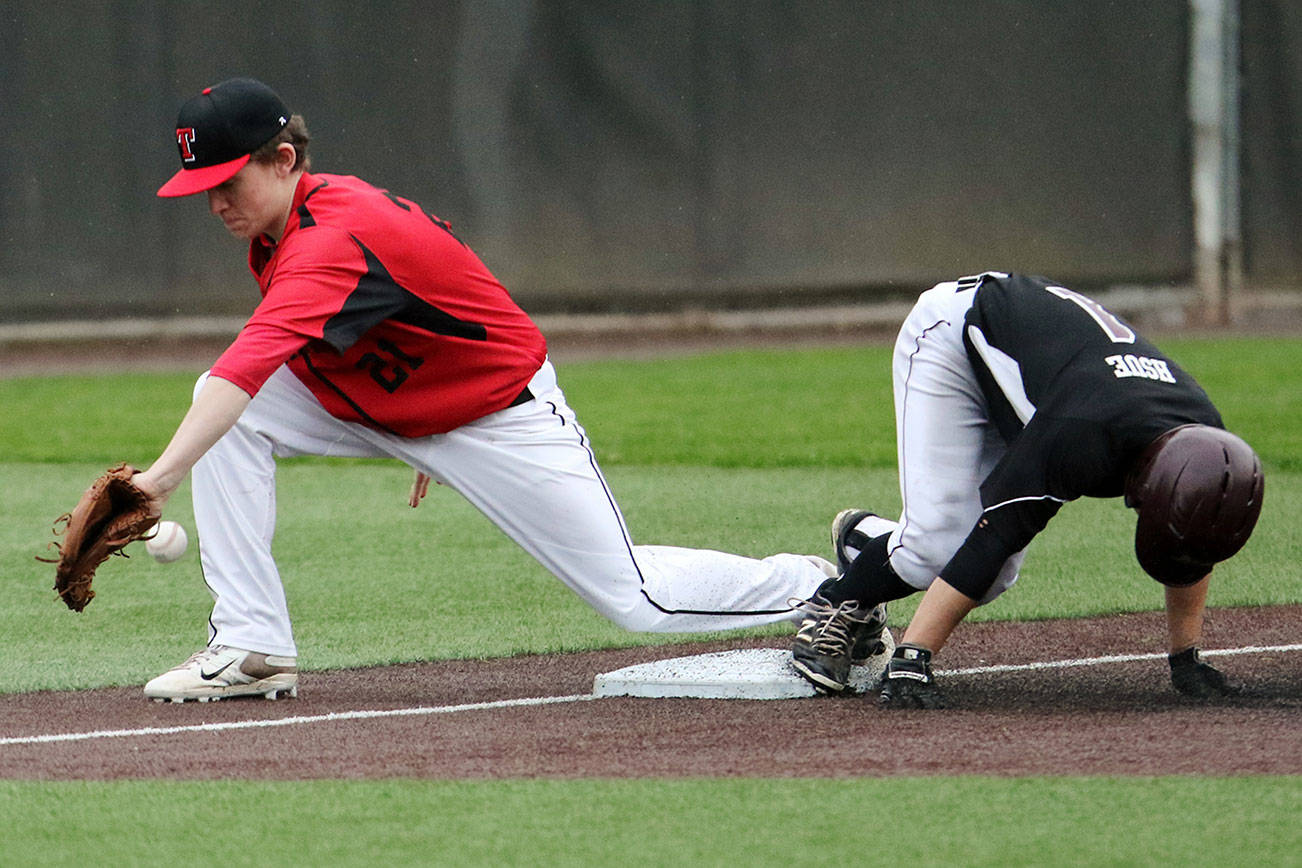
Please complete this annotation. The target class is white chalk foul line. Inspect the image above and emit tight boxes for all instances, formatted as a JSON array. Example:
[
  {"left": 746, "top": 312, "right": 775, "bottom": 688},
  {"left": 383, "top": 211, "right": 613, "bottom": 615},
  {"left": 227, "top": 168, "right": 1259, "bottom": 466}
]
[
  {"left": 940, "top": 643, "right": 1302, "bottom": 677},
  {"left": 0, "top": 693, "right": 596, "bottom": 747},
  {"left": 3, "top": 643, "right": 1298, "bottom": 748}
]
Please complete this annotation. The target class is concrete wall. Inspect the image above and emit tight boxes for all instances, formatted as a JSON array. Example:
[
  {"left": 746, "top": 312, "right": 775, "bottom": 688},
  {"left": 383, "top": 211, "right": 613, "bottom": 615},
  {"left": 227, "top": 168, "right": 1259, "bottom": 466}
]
[{"left": 0, "top": 1, "right": 1296, "bottom": 322}]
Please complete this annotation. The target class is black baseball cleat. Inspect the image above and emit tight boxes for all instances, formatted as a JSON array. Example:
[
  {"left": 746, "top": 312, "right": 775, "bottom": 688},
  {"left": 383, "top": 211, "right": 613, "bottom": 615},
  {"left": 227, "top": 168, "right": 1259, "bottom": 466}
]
[
  {"left": 791, "top": 594, "right": 877, "bottom": 692},
  {"left": 828, "top": 509, "right": 892, "bottom": 663},
  {"left": 850, "top": 602, "right": 889, "bottom": 663},
  {"left": 831, "top": 508, "right": 887, "bottom": 574}
]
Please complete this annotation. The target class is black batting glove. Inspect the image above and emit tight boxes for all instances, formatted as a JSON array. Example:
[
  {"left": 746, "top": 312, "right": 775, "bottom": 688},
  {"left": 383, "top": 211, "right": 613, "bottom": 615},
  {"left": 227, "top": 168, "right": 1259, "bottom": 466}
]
[
  {"left": 1169, "top": 647, "right": 1238, "bottom": 698},
  {"left": 878, "top": 643, "right": 947, "bottom": 709}
]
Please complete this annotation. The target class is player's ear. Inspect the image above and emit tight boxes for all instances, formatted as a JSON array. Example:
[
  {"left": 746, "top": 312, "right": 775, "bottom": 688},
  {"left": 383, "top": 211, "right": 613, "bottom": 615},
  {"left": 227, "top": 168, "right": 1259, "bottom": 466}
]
[{"left": 273, "top": 142, "right": 298, "bottom": 176}]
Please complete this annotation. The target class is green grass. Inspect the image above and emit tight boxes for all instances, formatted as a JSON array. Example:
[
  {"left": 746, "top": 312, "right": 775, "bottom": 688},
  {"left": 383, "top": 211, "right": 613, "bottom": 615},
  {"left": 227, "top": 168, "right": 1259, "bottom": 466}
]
[
  {"left": 3, "top": 338, "right": 1297, "bottom": 693},
  {"left": 5, "top": 459, "right": 1297, "bottom": 694},
  {"left": 2, "top": 338, "right": 1299, "bottom": 865},
  {"left": 1, "top": 338, "right": 1296, "bottom": 470},
  {"left": 1159, "top": 337, "right": 1302, "bottom": 471},
  {"left": 1, "top": 777, "right": 1298, "bottom": 866}
]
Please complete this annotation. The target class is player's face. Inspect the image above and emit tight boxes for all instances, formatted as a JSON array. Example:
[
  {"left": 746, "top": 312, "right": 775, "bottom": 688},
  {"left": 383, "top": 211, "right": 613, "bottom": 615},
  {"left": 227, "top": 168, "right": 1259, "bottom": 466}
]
[{"left": 206, "top": 160, "right": 293, "bottom": 241}]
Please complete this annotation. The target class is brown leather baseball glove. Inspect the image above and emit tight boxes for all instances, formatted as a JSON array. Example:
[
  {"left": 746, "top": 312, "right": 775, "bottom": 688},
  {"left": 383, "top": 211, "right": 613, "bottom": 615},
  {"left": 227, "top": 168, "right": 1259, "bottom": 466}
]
[{"left": 41, "top": 463, "right": 161, "bottom": 611}]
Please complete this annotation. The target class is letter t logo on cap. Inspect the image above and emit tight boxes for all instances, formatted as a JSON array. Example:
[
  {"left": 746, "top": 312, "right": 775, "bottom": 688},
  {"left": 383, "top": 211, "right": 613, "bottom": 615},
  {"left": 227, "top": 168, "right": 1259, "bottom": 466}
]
[{"left": 176, "top": 127, "right": 197, "bottom": 162}]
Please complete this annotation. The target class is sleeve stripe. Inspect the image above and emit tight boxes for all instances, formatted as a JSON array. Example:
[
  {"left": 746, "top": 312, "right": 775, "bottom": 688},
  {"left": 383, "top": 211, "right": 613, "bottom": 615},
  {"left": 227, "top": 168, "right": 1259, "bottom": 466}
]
[{"left": 983, "top": 494, "right": 1068, "bottom": 514}]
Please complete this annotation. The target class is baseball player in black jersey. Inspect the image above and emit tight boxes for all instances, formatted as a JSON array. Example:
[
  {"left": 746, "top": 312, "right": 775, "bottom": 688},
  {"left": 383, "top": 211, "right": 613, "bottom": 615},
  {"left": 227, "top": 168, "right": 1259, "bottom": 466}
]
[{"left": 791, "top": 272, "right": 1264, "bottom": 706}]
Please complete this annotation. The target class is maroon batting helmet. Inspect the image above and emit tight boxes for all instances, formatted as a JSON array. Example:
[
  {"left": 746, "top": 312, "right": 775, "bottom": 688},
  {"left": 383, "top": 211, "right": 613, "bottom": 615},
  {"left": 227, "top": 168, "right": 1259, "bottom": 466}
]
[{"left": 1124, "top": 424, "right": 1264, "bottom": 586}]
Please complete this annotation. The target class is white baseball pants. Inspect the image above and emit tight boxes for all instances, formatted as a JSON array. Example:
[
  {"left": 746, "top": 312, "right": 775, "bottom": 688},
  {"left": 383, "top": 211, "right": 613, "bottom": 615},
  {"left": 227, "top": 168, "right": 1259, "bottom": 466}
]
[
  {"left": 190, "top": 360, "right": 828, "bottom": 657},
  {"left": 885, "top": 281, "right": 1025, "bottom": 603}
]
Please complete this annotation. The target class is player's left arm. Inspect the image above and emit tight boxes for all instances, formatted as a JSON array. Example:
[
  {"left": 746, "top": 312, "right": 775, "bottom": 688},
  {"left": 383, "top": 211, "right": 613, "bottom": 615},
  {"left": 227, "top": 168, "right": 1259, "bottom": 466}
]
[
  {"left": 133, "top": 376, "right": 252, "bottom": 508},
  {"left": 1164, "top": 574, "right": 1238, "bottom": 698},
  {"left": 133, "top": 276, "right": 322, "bottom": 509},
  {"left": 877, "top": 577, "right": 979, "bottom": 709},
  {"left": 1164, "top": 574, "right": 1211, "bottom": 653},
  {"left": 901, "top": 578, "right": 979, "bottom": 652},
  {"left": 881, "top": 497, "right": 1058, "bottom": 709}
]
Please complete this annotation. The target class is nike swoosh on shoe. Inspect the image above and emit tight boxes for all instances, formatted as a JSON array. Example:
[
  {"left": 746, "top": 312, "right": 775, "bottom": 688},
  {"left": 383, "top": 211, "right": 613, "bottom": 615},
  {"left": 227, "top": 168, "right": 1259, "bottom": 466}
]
[{"left": 200, "top": 660, "right": 236, "bottom": 681}]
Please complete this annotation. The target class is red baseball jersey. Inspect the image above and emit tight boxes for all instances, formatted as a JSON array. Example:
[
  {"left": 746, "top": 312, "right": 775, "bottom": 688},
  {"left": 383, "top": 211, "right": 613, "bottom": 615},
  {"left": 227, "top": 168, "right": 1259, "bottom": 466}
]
[{"left": 209, "top": 173, "right": 547, "bottom": 436}]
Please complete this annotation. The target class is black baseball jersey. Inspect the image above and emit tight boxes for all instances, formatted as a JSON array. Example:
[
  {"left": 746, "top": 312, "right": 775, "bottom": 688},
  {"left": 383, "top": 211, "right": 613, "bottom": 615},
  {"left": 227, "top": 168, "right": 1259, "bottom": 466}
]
[{"left": 939, "top": 272, "right": 1222, "bottom": 599}]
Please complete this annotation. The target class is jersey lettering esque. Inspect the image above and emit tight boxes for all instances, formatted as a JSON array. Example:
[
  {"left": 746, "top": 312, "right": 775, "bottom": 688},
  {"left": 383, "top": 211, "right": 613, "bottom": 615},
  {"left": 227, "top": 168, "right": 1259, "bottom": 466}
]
[
  {"left": 938, "top": 273, "right": 1222, "bottom": 598},
  {"left": 209, "top": 173, "right": 547, "bottom": 436}
]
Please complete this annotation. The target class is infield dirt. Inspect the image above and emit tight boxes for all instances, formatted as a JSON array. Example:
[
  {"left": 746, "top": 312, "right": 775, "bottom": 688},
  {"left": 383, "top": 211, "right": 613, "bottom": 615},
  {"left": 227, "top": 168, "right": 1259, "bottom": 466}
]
[
  {"left": 2, "top": 605, "right": 1298, "bottom": 780},
  {"left": 4, "top": 333, "right": 1298, "bottom": 779}
]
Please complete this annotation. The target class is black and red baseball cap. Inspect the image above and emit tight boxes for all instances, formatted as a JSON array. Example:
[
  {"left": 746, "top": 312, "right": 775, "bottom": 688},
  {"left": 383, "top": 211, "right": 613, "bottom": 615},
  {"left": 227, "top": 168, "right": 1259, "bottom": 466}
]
[{"left": 157, "top": 78, "right": 290, "bottom": 198}]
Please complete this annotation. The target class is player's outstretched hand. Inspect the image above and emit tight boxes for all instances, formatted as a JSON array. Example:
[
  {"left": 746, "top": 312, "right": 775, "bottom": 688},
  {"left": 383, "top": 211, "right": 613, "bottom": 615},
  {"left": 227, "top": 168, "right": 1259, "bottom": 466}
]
[
  {"left": 1169, "top": 647, "right": 1238, "bottom": 698},
  {"left": 878, "top": 643, "right": 947, "bottom": 709}
]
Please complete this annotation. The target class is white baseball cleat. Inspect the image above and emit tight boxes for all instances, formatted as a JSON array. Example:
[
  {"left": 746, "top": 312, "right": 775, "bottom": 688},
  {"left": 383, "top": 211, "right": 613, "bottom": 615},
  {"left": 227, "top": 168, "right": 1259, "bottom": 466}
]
[{"left": 144, "top": 646, "right": 298, "bottom": 703}]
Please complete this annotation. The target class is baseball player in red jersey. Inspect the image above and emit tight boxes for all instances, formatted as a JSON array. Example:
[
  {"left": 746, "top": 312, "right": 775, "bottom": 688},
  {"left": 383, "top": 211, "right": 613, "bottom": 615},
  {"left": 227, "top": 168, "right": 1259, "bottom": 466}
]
[
  {"left": 792, "top": 272, "right": 1264, "bottom": 706},
  {"left": 133, "top": 78, "right": 834, "bottom": 702}
]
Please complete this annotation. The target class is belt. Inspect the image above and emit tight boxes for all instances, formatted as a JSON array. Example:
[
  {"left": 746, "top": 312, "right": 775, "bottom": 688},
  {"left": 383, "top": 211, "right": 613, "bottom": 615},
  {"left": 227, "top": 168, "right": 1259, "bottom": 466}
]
[{"left": 507, "top": 384, "right": 534, "bottom": 407}]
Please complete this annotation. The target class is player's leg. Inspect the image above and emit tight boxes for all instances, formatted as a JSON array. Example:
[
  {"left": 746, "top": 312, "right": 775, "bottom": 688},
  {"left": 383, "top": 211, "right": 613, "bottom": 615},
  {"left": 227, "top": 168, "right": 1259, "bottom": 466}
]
[
  {"left": 189, "top": 367, "right": 386, "bottom": 656},
  {"left": 396, "top": 361, "right": 830, "bottom": 633},
  {"left": 788, "top": 282, "right": 1027, "bottom": 692},
  {"left": 147, "top": 366, "right": 388, "bottom": 701},
  {"left": 887, "top": 282, "right": 1024, "bottom": 600}
]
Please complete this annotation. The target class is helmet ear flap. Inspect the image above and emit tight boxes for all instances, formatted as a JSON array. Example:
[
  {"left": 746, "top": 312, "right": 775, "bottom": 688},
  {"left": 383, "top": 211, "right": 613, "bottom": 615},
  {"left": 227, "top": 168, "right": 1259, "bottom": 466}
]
[{"left": 1131, "top": 426, "right": 1264, "bottom": 587}]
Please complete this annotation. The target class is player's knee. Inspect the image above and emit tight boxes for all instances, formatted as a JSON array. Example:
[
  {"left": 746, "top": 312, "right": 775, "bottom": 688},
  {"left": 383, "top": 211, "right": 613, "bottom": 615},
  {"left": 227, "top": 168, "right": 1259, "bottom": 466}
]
[
  {"left": 890, "top": 539, "right": 950, "bottom": 587},
  {"left": 597, "top": 592, "right": 685, "bottom": 632},
  {"left": 977, "top": 557, "right": 1023, "bottom": 604},
  {"left": 603, "top": 605, "right": 662, "bottom": 633}
]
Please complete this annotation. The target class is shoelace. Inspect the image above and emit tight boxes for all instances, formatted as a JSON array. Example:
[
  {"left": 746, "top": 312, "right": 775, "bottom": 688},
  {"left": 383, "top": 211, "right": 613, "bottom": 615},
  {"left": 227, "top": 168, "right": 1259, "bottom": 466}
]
[
  {"left": 791, "top": 598, "right": 871, "bottom": 653},
  {"left": 174, "top": 646, "right": 224, "bottom": 671}
]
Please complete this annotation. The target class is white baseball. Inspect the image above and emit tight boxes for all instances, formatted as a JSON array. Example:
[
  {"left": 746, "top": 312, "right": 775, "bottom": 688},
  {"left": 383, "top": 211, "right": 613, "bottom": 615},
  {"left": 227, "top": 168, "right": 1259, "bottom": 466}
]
[{"left": 145, "top": 521, "right": 188, "bottom": 563}]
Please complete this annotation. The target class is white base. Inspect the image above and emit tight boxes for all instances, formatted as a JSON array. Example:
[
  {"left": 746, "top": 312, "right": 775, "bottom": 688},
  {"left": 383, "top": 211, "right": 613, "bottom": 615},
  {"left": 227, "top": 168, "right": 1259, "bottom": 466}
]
[{"left": 593, "top": 631, "right": 894, "bottom": 700}]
